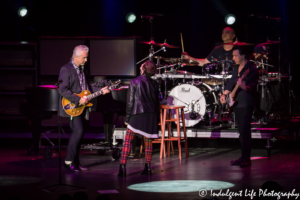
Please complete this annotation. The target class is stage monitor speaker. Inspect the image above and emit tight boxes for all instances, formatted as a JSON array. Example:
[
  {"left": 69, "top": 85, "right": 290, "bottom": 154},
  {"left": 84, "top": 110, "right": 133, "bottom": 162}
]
[
  {"left": 89, "top": 39, "right": 136, "bottom": 76},
  {"left": 40, "top": 38, "right": 86, "bottom": 75}
]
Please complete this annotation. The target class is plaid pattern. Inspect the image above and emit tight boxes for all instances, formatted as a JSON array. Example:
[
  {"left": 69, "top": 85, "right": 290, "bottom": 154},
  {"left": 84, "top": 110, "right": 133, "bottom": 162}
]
[{"left": 120, "top": 128, "right": 153, "bottom": 164}]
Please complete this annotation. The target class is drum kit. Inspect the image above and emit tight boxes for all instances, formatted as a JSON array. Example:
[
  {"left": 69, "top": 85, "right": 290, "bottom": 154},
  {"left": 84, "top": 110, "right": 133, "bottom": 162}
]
[
  {"left": 136, "top": 15, "right": 291, "bottom": 127},
  {"left": 137, "top": 37, "right": 238, "bottom": 127}
]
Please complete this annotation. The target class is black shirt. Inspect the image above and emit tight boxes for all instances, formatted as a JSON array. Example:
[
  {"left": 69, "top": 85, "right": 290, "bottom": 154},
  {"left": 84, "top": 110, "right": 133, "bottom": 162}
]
[
  {"left": 224, "top": 61, "right": 259, "bottom": 108},
  {"left": 206, "top": 45, "right": 235, "bottom": 73}
]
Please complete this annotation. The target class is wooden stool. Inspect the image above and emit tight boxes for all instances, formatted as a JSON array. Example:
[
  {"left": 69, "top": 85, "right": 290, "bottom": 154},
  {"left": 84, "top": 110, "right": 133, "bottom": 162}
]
[
  {"left": 139, "top": 107, "right": 174, "bottom": 158},
  {"left": 160, "top": 104, "right": 189, "bottom": 159}
]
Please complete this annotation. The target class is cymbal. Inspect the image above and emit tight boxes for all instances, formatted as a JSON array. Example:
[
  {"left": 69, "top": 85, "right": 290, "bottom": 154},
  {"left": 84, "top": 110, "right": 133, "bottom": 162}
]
[
  {"left": 224, "top": 41, "right": 254, "bottom": 46},
  {"left": 158, "top": 42, "right": 179, "bottom": 48},
  {"left": 176, "top": 70, "right": 195, "bottom": 75},
  {"left": 202, "top": 78, "right": 223, "bottom": 86},
  {"left": 153, "top": 56, "right": 166, "bottom": 60},
  {"left": 139, "top": 41, "right": 179, "bottom": 48},
  {"left": 261, "top": 40, "right": 279, "bottom": 45},
  {"left": 139, "top": 40, "right": 161, "bottom": 46}
]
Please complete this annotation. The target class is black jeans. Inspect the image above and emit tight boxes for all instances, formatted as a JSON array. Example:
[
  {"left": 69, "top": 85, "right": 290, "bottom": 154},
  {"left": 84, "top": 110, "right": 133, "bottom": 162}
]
[
  {"left": 234, "top": 106, "right": 254, "bottom": 161},
  {"left": 65, "top": 115, "right": 85, "bottom": 164}
]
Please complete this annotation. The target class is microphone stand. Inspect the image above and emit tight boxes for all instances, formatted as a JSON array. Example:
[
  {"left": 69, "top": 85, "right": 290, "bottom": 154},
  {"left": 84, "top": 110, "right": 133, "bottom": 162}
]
[
  {"left": 136, "top": 47, "right": 166, "bottom": 65},
  {"left": 44, "top": 82, "right": 86, "bottom": 193},
  {"left": 157, "top": 64, "right": 178, "bottom": 99}
]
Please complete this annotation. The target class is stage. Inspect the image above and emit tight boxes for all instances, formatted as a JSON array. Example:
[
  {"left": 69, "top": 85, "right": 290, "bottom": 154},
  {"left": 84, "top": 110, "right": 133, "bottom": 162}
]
[
  {"left": 0, "top": 140, "right": 300, "bottom": 200},
  {"left": 0, "top": 119, "right": 300, "bottom": 200}
]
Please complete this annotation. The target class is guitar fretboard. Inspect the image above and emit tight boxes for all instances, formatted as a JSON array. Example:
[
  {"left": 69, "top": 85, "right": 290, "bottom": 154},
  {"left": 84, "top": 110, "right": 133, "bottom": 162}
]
[{"left": 86, "top": 84, "right": 119, "bottom": 100}]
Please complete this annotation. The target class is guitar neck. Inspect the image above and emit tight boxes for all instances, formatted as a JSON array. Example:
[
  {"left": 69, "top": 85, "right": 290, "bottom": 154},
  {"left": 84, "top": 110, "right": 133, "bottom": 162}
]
[
  {"left": 86, "top": 85, "right": 114, "bottom": 100},
  {"left": 231, "top": 84, "right": 240, "bottom": 99},
  {"left": 231, "top": 69, "right": 249, "bottom": 99}
]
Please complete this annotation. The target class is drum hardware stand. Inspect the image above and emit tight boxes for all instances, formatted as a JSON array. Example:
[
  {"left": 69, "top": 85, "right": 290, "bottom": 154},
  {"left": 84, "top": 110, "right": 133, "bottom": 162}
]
[
  {"left": 136, "top": 46, "right": 166, "bottom": 64},
  {"left": 157, "top": 64, "right": 178, "bottom": 99}
]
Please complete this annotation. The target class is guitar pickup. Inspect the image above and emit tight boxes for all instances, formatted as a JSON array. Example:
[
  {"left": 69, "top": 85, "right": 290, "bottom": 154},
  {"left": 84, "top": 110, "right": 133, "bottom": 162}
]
[{"left": 63, "top": 102, "right": 75, "bottom": 110}]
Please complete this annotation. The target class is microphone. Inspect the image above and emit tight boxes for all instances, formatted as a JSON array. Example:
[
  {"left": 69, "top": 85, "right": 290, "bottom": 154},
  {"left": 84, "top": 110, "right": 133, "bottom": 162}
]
[
  {"left": 141, "top": 15, "right": 154, "bottom": 20},
  {"left": 55, "top": 80, "right": 63, "bottom": 86}
]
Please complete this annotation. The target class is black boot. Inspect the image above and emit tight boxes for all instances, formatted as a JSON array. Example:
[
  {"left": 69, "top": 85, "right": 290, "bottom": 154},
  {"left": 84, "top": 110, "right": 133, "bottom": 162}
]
[
  {"left": 118, "top": 164, "right": 126, "bottom": 177},
  {"left": 141, "top": 163, "right": 152, "bottom": 176}
]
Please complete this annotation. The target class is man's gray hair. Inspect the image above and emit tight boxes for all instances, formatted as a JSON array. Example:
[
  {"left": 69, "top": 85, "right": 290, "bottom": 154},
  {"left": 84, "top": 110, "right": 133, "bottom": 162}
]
[{"left": 72, "top": 45, "right": 89, "bottom": 58}]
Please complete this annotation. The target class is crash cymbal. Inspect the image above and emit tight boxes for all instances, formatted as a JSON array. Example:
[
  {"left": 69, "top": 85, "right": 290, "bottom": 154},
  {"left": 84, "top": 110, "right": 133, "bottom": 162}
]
[
  {"left": 158, "top": 42, "right": 179, "bottom": 48},
  {"left": 139, "top": 40, "right": 161, "bottom": 46},
  {"left": 139, "top": 41, "right": 179, "bottom": 48},
  {"left": 224, "top": 41, "right": 254, "bottom": 46},
  {"left": 261, "top": 40, "right": 279, "bottom": 45}
]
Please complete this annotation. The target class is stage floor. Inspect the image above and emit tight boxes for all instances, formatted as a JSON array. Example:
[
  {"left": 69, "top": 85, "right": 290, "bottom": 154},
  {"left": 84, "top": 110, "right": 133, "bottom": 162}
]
[{"left": 1, "top": 143, "right": 300, "bottom": 200}]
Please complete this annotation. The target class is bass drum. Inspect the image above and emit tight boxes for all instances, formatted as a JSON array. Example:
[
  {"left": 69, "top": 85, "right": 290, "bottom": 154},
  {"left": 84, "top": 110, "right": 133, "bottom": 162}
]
[{"left": 167, "top": 83, "right": 218, "bottom": 127}]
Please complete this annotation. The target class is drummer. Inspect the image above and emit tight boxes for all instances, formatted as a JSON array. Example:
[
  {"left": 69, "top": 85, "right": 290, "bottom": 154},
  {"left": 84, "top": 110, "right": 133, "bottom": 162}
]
[{"left": 182, "top": 27, "right": 236, "bottom": 68}]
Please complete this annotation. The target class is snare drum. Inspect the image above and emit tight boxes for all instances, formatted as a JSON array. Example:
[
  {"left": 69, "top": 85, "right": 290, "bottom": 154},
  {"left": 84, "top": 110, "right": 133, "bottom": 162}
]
[{"left": 167, "top": 83, "right": 218, "bottom": 127}]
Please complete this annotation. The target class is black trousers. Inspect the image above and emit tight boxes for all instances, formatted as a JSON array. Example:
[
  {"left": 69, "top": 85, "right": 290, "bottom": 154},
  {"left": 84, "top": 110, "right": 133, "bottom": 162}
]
[
  {"left": 234, "top": 106, "right": 254, "bottom": 161},
  {"left": 65, "top": 115, "right": 85, "bottom": 164}
]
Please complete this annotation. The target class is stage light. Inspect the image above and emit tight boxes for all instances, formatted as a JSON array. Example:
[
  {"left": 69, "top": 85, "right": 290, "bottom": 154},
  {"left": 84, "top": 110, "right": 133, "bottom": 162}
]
[
  {"left": 225, "top": 14, "right": 236, "bottom": 25},
  {"left": 126, "top": 13, "right": 136, "bottom": 23},
  {"left": 128, "top": 180, "right": 234, "bottom": 193},
  {"left": 18, "top": 7, "right": 28, "bottom": 17}
]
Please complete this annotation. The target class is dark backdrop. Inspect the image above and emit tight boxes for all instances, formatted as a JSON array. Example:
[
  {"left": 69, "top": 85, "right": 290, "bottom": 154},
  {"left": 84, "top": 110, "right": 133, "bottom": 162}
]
[{"left": 1, "top": 0, "right": 299, "bottom": 111}]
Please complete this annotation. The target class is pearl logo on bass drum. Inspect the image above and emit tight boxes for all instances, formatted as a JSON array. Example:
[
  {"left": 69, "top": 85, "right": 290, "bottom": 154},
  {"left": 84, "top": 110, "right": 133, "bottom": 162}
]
[{"left": 180, "top": 88, "right": 190, "bottom": 93}]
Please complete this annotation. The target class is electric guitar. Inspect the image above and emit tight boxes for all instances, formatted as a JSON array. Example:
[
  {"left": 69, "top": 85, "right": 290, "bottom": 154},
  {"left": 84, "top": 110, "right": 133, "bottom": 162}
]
[
  {"left": 227, "top": 69, "right": 249, "bottom": 108},
  {"left": 62, "top": 80, "right": 123, "bottom": 117}
]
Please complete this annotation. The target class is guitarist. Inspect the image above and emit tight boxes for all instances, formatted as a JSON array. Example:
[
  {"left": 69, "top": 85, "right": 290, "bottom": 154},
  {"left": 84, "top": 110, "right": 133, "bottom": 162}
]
[
  {"left": 220, "top": 45, "right": 259, "bottom": 168},
  {"left": 58, "top": 45, "right": 110, "bottom": 172}
]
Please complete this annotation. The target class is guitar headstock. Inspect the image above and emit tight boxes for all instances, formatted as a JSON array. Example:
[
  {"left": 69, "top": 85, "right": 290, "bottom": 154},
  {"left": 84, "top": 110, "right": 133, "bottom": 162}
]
[{"left": 110, "top": 80, "right": 123, "bottom": 90}]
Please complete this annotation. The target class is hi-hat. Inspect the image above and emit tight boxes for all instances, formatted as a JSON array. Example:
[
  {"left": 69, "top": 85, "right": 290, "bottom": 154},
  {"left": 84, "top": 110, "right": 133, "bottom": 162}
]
[{"left": 224, "top": 41, "right": 254, "bottom": 46}]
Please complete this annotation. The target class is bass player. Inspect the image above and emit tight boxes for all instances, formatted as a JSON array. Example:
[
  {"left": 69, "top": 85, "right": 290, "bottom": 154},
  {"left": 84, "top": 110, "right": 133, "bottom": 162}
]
[{"left": 220, "top": 45, "right": 259, "bottom": 168}]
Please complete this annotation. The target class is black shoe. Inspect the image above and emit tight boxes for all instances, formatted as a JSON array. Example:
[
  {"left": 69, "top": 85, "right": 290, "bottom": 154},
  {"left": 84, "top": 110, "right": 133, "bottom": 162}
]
[
  {"left": 230, "top": 158, "right": 243, "bottom": 166},
  {"left": 78, "top": 164, "right": 90, "bottom": 171},
  {"left": 63, "top": 162, "right": 80, "bottom": 172},
  {"left": 240, "top": 160, "right": 251, "bottom": 168},
  {"left": 118, "top": 164, "right": 126, "bottom": 177},
  {"left": 141, "top": 163, "right": 152, "bottom": 176}
]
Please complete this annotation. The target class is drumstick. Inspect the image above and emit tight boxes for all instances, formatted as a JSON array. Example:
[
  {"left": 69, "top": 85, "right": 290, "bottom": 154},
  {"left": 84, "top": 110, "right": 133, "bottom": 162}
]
[{"left": 180, "top": 33, "right": 184, "bottom": 52}]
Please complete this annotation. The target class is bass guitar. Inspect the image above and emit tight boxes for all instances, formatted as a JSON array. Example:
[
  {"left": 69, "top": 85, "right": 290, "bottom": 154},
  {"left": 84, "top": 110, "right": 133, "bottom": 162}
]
[
  {"left": 62, "top": 80, "right": 122, "bottom": 117},
  {"left": 227, "top": 69, "right": 249, "bottom": 108}
]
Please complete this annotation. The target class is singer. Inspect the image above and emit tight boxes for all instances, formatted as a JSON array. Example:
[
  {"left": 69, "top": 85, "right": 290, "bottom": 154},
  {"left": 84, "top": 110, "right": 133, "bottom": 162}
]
[
  {"left": 118, "top": 60, "right": 159, "bottom": 177},
  {"left": 57, "top": 45, "right": 110, "bottom": 172}
]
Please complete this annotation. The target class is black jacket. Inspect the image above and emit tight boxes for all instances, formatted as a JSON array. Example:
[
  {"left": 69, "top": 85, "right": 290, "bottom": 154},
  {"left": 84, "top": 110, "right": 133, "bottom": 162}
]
[
  {"left": 225, "top": 61, "right": 259, "bottom": 108},
  {"left": 125, "top": 75, "right": 159, "bottom": 123},
  {"left": 57, "top": 62, "right": 105, "bottom": 118}
]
